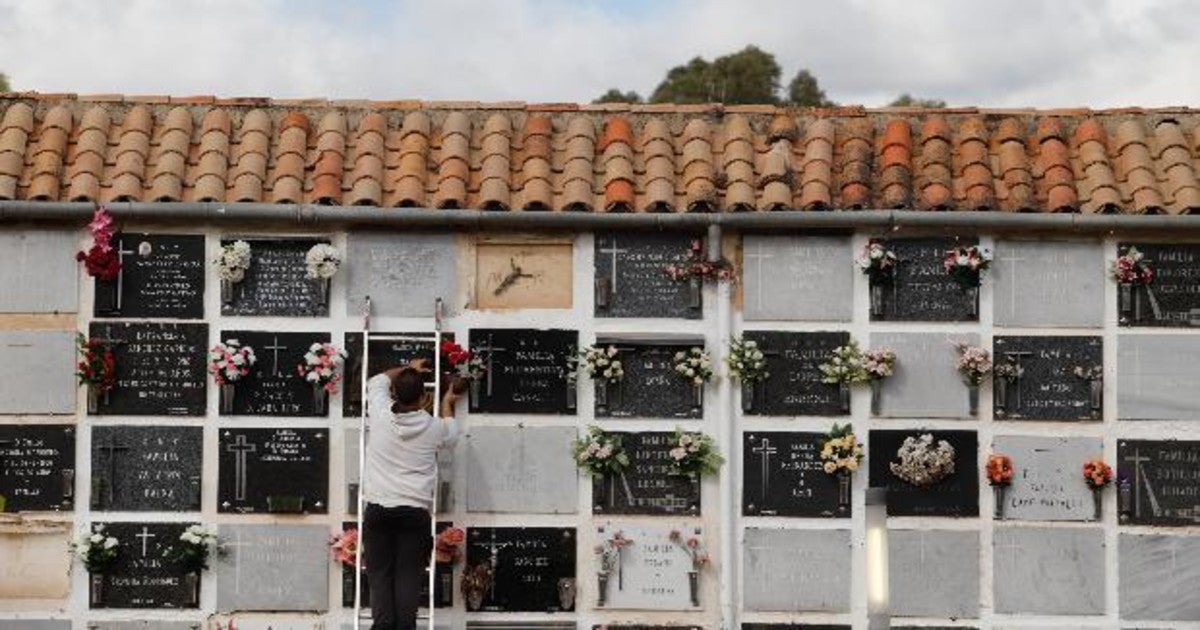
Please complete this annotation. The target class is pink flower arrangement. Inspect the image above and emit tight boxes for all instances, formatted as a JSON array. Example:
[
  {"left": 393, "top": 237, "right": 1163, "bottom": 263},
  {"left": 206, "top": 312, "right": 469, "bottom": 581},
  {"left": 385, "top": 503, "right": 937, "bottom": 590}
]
[
  {"left": 863, "top": 347, "right": 897, "bottom": 379},
  {"left": 953, "top": 342, "right": 992, "bottom": 385},
  {"left": 330, "top": 528, "right": 361, "bottom": 569},
  {"left": 669, "top": 530, "right": 710, "bottom": 571},
  {"left": 1112, "top": 247, "right": 1155, "bottom": 285},
  {"left": 943, "top": 244, "right": 992, "bottom": 288},
  {"left": 75, "top": 206, "right": 121, "bottom": 280},
  {"left": 297, "top": 342, "right": 348, "bottom": 393},
  {"left": 665, "top": 239, "right": 736, "bottom": 282},
  {"left": 208, "top": 340, "right": 256, "bottom": 384},
  {"left": 856, "top": 239, "right": 899, "bottom": 281}
]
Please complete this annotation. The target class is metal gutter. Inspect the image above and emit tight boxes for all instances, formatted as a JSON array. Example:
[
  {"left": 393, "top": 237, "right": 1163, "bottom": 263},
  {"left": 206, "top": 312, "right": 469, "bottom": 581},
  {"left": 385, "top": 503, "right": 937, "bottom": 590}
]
[{"left": 2, "top": 201, "right": 1199, "bottom": 233}]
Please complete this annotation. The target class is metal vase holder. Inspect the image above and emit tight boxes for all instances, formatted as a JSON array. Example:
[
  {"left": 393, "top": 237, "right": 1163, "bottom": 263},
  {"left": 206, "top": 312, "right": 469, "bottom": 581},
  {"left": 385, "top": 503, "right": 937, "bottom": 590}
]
[
  {"left": 1089, "top": 378, "right": 1103, "bottom": 410},
  {"left": 688, "top": 570, "right": 700, "bottom": 607},
  {"left": 1118, "top": 482, "right": 1132, "bottom": 522},
  {"left": 220, "top": 279, "right": 235, "bottom": 306},
  {"left": 1132, "top": 284, "right": 1146, "bottom": 322},
  {"left": 995, "top": 377, "right": 1009, "bottom": 411},
  {"left": 595, "top": 380, "right": 609, "bottom": 412},
  {"left": 313, "top": 384, "right": 328, "bottom": 415},
  {"left": 596, "top": 572, "right": 609, "bottom": 607},
  {"left": 967, "top": 285, "right": 979, "bottom": 318},
  {"left": 315, "top": 278, "right": 331, "bottom": 307},
  {"left": 1119, "top": 283, "right": 1133, "bottom": 321},
  {"left": 557, "top": 577, "right": 576, "bottom": 611},
  {"left": 693, "top": 383, "right": 704, "bottom": 410},
  {"left": 184, "top": 572, "right": 200, "bottom": 607},
  {"left": 220, "top": 383, "right": 236, "bottom": 415},
  {"left": 837, "top": 473, "right": 851, "bottom": 512},
  {"left": 595, "top": 277, "right": 612, "bottom": 310},
  {"left": 838, "top": 382, "right": 851, "bottom": 414},
  {"left": 1092, "top": 487, "right": 1103, "bottom": 521},
  {"left": 968, "top": 384, "right": 980, "bottom": 416},
  {"left": 688, "top": 276, "right": 702, "bottom": 309},
  {"left": 869, "top": 282, "right": 886, "bottom": 318},
  {"left": 469, "top": 378, "right": 482, "bottom": 409},
  {"left": 993, "top": 485, "right": 1006, "bottom": 519},
  {"left": 87, "top": 386, "right": 106, "bottom": 415},
  {"left": 90, "top": 573, "right": 106, "bottom": 606},
  {"left": 95, "top": 278, "right": 120, "bottom": 314},
  {"left": 870, "top": 379, "right": 883, "bottom": 416},
  {"left": 566, "top": 376, "right": 577, "bottom": 410},
  {"left": 741, "top": 381, "right": 755, "bottom": 413}
]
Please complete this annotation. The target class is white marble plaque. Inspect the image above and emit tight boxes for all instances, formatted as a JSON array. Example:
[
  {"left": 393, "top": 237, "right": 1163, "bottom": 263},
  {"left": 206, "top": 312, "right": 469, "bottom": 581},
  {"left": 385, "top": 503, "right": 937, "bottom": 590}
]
[
  {"left": 215, "top": 525, "right": 329, "bottom": 612},
  {"left": 993, "top": 436, "right": 1102, "bottom": 521},
  {"left": 0, "top": 230, "right": 78, "bottom": 313},
  {"left": 87, "top": 623, "right": 200, "bottom": 629},
  {"left": 0, "top": 622, "right": 70, "bottom": 630},
  {"left": 743, "top": 528, "right": 850, "bottom": 612},
  {"left": 870, "top": 332, "right": 979, "bottom": 418},
  {"left": 596, "top": 523, "right": 699, "bottom": 610},
  {"left": 888, "top": 529, "right": 979, "bottom": 618},
  {"left": 743, "top": 236, "right": 852, "bottom": 321},
  {"left": 0, "top": 331, "right": 75, "bottom": 414},
  {"left": 345, "top": 232, "right": 458, "bottom": 317},
  {"left": 992, "top": 240, "right": 1105, "bottom": 328},
  {"left": 1118, "top": 334, "right": 1200, "bottom": 420},
  {"left": 1119, "top": 534, "right": 1200, "bottom": 621},
  {"left": 466, "top": 426, "right": 577, "bottom": 514},
  {"left": 993, "top": 526, "right": 1105, "bottom": 615}
]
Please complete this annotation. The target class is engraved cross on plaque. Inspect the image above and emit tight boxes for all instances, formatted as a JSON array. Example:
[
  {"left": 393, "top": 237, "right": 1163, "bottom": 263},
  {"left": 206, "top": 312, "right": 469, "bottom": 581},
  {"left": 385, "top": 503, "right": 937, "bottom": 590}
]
[
  {"left": 135, "top": 526, "right": 156, "bottom": 557},
  {"left": 997, "top": 250, "right": 1026, "bottom": 314},
  {"left": 473, "top": 334, "right": 509, "bottom": 396},
  {"left": 743, "top": 243, "right": 774, "bottom": 310},
  {"left": 751, "top": 436, "right": 777, "bottom": 499},
  {"left": 114, "top": 238, "right": 137, "bottom": 312},
  {"left": 226, "top": 433, "right": 257, "bottom": 501},
  {"left": 599, "top": 238, "right": 629, "bottom": 294},
  {"left": 263, "top": 335, "right": 288, "bottom": 377},
  {"left": 1123, "top": 447, "right": 1158, "bottom": 518},
  {"left": 94, "top": 433, "right": 130, "bottom": 508},
  {"left": 995, "top": 535, "right": 1023, "bottom": 568},
  {"left": 482, "top": 529, "right": 513, "bottom": 598}
]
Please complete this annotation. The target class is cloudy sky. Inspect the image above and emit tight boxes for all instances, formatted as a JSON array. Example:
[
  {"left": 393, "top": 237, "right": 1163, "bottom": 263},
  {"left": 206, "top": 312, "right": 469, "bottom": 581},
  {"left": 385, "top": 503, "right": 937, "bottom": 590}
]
[{"left": 0, "top": 0, "right": 1194, "bottom": 108}]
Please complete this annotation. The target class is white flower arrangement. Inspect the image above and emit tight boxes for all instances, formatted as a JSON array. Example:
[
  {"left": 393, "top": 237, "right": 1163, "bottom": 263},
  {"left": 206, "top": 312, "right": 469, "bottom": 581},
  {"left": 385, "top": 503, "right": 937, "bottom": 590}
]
[
  {"left": 819, "top": 340, "right": 869, "bottom": 385},
  {"left": 208, "top": 340, "right": 257, "bottom": 384},
  {"left": 297, "top": 342, "right": 348, "bottom": 393},
  {"left": 305, "top": 243, "right": 342, "bottom": 280},
  {"left": 581, "top": 345, "right": 624, "bottom": 384},
  {"left": 172, "top": 524, "right": 219, "bottom": 573},
  {"left": 674, "top": 347, "right": 714, "bottom": 385},
  {"left": 1074, "top": 364, "right": 1103, "bottom": 381},
  {"left": 725, "top": 337, "right": 768, "bottom": 383},
  {"left": 73, "top": 526, "right": 120, "bottom": 573},
  {"left": 889, "top": 433, "right": 957, "bottom": 487},
  {"left": 994, "top": 361, "right": 1024, "bottom": 380},
  {"left": 216, "top": 240, "right": 252, "bottom": 283}
]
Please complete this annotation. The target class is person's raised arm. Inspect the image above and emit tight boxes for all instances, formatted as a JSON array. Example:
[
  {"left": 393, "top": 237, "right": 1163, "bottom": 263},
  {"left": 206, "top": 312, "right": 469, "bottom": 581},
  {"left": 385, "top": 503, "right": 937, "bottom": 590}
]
[{"left": 438, "top": 381, "right": 463, "bottom": 448}]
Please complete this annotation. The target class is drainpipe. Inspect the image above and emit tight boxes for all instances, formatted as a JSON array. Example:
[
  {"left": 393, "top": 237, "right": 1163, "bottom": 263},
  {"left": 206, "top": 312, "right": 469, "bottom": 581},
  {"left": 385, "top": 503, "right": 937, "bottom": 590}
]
[
  {"left": 3, "top": 201, "right": 1200, "bottom": 234},
  {"left": 709, "top": 223, "right": 737, "bottom": 629}
]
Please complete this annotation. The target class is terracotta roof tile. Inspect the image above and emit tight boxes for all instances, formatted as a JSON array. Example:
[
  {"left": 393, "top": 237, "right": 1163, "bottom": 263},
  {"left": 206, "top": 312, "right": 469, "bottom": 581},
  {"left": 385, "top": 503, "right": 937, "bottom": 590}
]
[{"left": 0, "top": 95, "right": 1197, "bottom": 214}]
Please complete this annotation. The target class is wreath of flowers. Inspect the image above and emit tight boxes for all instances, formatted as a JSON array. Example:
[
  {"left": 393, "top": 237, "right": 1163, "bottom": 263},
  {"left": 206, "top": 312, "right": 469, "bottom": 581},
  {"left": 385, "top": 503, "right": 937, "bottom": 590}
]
[
  {"left": 442, "top": 341, "right": 486, "bottom": 380},
  {"left": 297, "top": 342, "right": 348, "bottom": 393},
  {"left": 864, "top": 347, "right": 897, "bottom": 380},
  {"left": 889, "top": 433, "right": 956, "bottom": 487},
  {"left": 674, "top": 347, "right": 714, "bottom": 385},
  {"left": 571, "top": 425, "right": 630, "bottom": 476},
  {"left": 994, "top": 360, "right": 1023, "bottom": 381},
  {"left": 1074, "top": 364, "right": 1103, "bottom": 381},
  {"left": 595, "top": 530, "right": 634, "bottom": 576}
]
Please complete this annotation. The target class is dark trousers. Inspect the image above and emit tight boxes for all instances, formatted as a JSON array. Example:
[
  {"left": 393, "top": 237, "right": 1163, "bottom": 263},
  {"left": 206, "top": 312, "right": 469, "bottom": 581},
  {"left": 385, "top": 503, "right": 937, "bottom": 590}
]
[{"left": 363, "top": 503, "right": 433, "bottom": 630}]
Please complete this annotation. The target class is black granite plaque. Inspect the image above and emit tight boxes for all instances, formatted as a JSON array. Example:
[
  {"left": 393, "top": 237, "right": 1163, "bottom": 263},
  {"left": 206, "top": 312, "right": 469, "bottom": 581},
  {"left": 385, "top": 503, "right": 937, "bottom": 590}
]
[
  {"left": 594, "top": 339, "right": 705, "bottom": 419},
  {"left": 94, "top": 233, "right": 205, "bottom": 319},
  {"left": 873, "top": 237, "right": 979, "bottom": 322},
  {"left": 742, "top": 432, "right": 844, "bottom": 517},
  {"left": 465, "top": 527, "right": 576, "bottom": 612},
  {"left": 1119, "top": 243, "right": 1200, "bottom": 327},
  {"left": 1118, "top": 440, "right": 1200, "bottom": 526},
  {"left": 869, "top": 430, "right": 979, "bottom": 517},
  {"left": 993, "top": 335, "right": 1103, "bottom": 421},
  {"left": 220, "top": 330, "right": 333, "bottom": 417},
  {"left": 91, "top": 426, "right": 201, "bottom": 512},
  {"left": 0, "top": 425, "right": 74, "bottom": 512},
  {"left": 88, "top": 322, "right": 208, "bottom": 416},
  {"left": 342, "top": 332, "right": 455, "bottom": 418},
  {"left": 469, "top": 328, "right": 577, "bottom": 414},
  {"left": 90, "top": 522, "right": 196, "bottom": 609},
  {"left": 742, "top": 625, "right": 849, "bottom": 630},
  {"left": 599, "top": 626, "right": 704, "bottom": 630},
  {"left": 743, "top": 331, "right": 849, "bottom": 417},
  {"left": 592, "top": 431, "right": 700, "bottom": 516},
  {"left": 217, "top": 428, "right": 328, "bottom": 514},
  {"left": 340, "top": 521, "right": 453, "bottom": 608},
  {"left": 220, "top": 238, "right": 331, "bottom": 317},
  {"left": 595, "top": 232, "right": 702, "bottom": 319}
]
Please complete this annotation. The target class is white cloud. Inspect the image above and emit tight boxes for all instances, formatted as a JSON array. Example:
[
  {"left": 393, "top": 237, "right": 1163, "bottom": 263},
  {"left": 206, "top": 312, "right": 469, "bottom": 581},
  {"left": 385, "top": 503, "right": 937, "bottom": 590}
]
[{"left": 0, "top": 0, "right": 1195, "bottom": 107}]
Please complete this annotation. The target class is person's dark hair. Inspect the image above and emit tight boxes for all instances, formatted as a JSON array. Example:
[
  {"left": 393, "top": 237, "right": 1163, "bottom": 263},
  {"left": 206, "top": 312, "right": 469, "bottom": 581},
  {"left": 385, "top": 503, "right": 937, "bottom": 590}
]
[{"left": 390, "top": 369, "right": 428, "bottom": 410}]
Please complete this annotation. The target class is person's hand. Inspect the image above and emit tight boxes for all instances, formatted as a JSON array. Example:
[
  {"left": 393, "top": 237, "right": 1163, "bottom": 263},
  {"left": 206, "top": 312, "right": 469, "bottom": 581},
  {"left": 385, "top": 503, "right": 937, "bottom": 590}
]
[{"left": 409, "top": 358, "right": 433, "bottom": 373}]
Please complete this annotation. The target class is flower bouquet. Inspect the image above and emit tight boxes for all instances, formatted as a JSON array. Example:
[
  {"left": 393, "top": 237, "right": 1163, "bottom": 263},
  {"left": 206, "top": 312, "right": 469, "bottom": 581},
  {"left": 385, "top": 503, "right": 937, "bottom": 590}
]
[
  {"left": 75, "top": 526, "right": 119, "bottom": 605},
  {"left": 890, "top": 433, "right": 956, "bottom": 487},
  {"left": 857, "top": 239, "right": 898, "bottom": 316},
  {"left": 594, "top": 530, "right": 633, "bottom": 606},
  {"left": 664, "top": 239, "right": 734, "bottom": 308},
  {"left": 305, "top": 243, "right": 341, "bottom": 306},
  {"left": 330, "top": 527, "right": 362, "bottom": 569},
  {"left": 820, "top": 423, "right": 864, "bottom": 510},
  {"left": 993, "top": 360, "right": 1023, "bottom": 412},
  {"left": 297, "top": 342, "right": 347, "bottom": 414},
  {"left": 1074, "top": 364, "right": 1104, "bottom": 411},
  {"left": 461, "top": 562, "right": 494, "bottom": 612},
  {"left": 172, "top": 524, "right": 217, "bottom": 606},
  {"left": 953, "top": 342, "right": 992, "bottom": 415},
  {"left": 209, "top": 340, "right": 257, "bottom": 414},
  {"left": 1113, "top": 246, "right": 1155, "bottom": 323},
  {"left": 571, "top": 425, "right": 630, "bottom": 477},
  {"left": 674, "top": 346, "right": 714, "bottom": 409},
  {"left": 215, "top": 240, "right": 252, "bottom": 305},
  {"left": 76, "top": 333, "right": 117, "bottom": 414},
  {"left": 435, "top": 527, "right": 465, "bottom": 564},
  {"left": 76, "top": 206, "right": 122, "bottom": 312},
  {"left": 1083, "top": 457, "right": 1113, "bottom": 521},
  {"left": 864, "top": 346, "right": 896, "bottom": 415},
  {"left": 818, "top": 340, "right": 868, "bottom": 413},
  {"left": 443, "top": 341, "right": 485, "bottom": 406},
  {"left": 987, "top": 453, "right": 1014, "bottom": 519},
  {"left": 667, "top": 428, "right": 724, "bottom": 477},
  {"left": 943, "top": 244, "right": 991, "bottom": 316},
  {"left": 581, "top": 345, "right": 624, "bottom": 411},
  {"left": 669, "top": 529, "right": 709, "bottom": 607},
  {"left": 727, "top": 336, "right": 768, "bottom": 411}
]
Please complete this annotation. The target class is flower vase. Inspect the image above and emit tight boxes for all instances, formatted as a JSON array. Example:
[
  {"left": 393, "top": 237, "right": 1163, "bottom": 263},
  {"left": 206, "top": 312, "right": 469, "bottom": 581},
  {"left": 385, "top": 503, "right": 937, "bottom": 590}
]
[
  {"left": 687, "top": 276, "right": 702, "bottom": 309},
  {"left": 993, "top": 485, "right": 1006, "bottom": 519},
  {"left": 1118, "top": 482, "right": 1132, "bottom": 521},
  {"left": 557, "top": 577, "right": 576, "bottom": 611},
  {"left": 1092, "top": 487, "right": 1103, "bottom": 521},
  {"left": 967, "top": 285, "right": 979, "bottom": 318},
  {"left": 995, "top": 377, "right": 1009, "bottom": 412},
  {"left": 469, "top": 378, "right": 482, "bottom": 409},
  {"left": 566, "top": 377, "right": 577, "bottom": 411},
  {"left": 741, "top": 381, "right": 755, "bottom": 413},
  {"left": 184, "top": 572, "right": 200, "bottom": 607},
  {"left": 315, "top": 278, "right": 331, "bottom": 307},
  {"left": 688, "top": 570, "right": 700, "bottom": 607},
  {"left": 837, "top": 473, "right": 851, "bottom": 512},
  {"left": 313, "top": 384, "right": 328, "bottom": 415},
  {"left": 1089, "top": 378, "right": 1103, "bottom": 410},
  {"left": 94, "top": 278, "right": 120, "bottom": 314},
  {"left": 87, "top": 386, "right": 101, "bottom": 415},
  {"left": 692, "top": 383, "right": 704, "bottom": 411},
  {"left": 838, "top": 381, "right": 850, "bottom": 414},
  {"left": 220, "top": 279, "right": 235, "bottom": 306},
  {"left": 220, "top": 383, "right": 236, "bottom": 415},
  {"left": 869, "top": 282, "right": 886, "bottom": 318},
  {"left": 595, "top": 381, "right": 609, "bottom": 413},
  {"left": 1119, "top": 283, "right": 1133, "bottom": 321},
  {"left": 596, "top": 572, "right": 609, "bottom": 607},
  {"left": 968, "top": 384, "right": 980, "bottom": 415},
  {"left": 90, "top": 573, "right": 106, "bottom": 606},
  {"left": 1132, "top": 284, "right": 1145, "bottom": 322},
  {"left": 466, "top": 586, "right": 485, "bottom": 612},
  {"left": 595, "top": 277, "right": 611, "bottom": 310},
  {"left": 870, "top": 379, "right": 883, "bottom": 416}
]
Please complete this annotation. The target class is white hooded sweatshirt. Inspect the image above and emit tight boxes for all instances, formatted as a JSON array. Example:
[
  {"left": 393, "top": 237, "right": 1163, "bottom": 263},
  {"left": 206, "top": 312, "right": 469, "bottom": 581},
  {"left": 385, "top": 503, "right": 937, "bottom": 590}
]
[{"left": 362, "top": 373, "right": 459, "bottom": 512}]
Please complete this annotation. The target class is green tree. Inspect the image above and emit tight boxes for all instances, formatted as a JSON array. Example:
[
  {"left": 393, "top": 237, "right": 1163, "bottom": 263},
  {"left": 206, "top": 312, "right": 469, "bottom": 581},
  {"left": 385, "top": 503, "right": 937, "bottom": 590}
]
[
  {"left": 889, "top": 93, "right": 946, "bottom": 108},
  {"left": 593, "top": 88, "right": 643, "bottom": 104},
  {"left": 650, "top": 46, "right": 781, "bottom": 104},
  {"left": 786, "top": 69, "right": 834, "bottom": 107},
  {"left": 0, "top": 73, "right": 9, "bottom": 92}
]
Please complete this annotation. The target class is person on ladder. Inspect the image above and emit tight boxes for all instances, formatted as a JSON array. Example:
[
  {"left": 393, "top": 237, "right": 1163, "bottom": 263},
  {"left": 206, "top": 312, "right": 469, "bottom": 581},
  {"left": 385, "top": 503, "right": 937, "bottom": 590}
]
[{"left": 362, "top": 359, "right": 462, "bottom": 630}]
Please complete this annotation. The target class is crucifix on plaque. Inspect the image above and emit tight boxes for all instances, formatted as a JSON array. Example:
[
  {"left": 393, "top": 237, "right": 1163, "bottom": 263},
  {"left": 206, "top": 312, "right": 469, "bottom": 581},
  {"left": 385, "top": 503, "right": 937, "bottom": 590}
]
[
  {"left": 599, "top": 238, "right": 629, "bottom": 294},
  {"left": 93, "top": 434, "right": 131, "bottom": 509},
  {"left": 751, "top": 436, "right": 777, "bottom": 500},
  {"left": 225, "top": 433, "right": 257, "bottom": 502},
  {"left": 482, "top": 530, "right": 513, "bottom": 599},
  {"left": 473, "top": 334, "right": 509, "bottom": 397},
  {"left": 110, "top": 237, "right": 138, "bottom": 312},
  {"left": 1123, "top": 447, "right": 1159, "bottom": 519},
  {"left": 135, "top": 526, "right": 156, "bottom": 557},
  {"left": 263, "top": 335, "right": 288, "bottom": 377}
]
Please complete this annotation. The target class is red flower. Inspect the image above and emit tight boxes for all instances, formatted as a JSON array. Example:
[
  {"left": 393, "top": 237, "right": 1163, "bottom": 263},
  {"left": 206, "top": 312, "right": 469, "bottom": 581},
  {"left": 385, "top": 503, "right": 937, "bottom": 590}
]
[{"left": 986, "top": 454, "right": 1014, "bottom": 486}]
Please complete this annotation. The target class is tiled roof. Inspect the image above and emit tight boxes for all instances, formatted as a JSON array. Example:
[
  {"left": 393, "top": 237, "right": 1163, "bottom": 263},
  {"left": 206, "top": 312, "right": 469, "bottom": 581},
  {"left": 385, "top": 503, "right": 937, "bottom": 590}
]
[{"left": 1, "top": 94, "right": 1199, "bottom": 214}]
